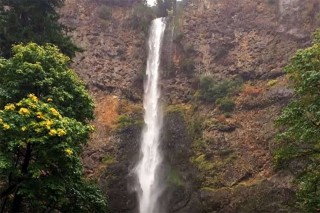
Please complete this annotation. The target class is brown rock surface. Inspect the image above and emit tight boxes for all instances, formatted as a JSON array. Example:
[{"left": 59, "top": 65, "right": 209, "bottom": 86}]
[{"left": 59, "top": 0, "right": 320, "bottom": 212}]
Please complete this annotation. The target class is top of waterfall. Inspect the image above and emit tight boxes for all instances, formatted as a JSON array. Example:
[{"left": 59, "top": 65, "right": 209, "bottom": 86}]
[
  {"left": 147, "top": 0, "right": 182, "bottom": 7},
  {"left": 146, "top": 0, "right": 156, "bottom": 6}
]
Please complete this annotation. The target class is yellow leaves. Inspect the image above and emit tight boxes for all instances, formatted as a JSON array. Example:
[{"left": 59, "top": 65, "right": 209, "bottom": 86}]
[
  {"left": 19, "top": 107, "right": 30, "bottom": 116},
  {"left": 65, "top": 148, "right": 73, "bottom": 156},
  {"left": 4, "top": 104, "right": 15, "bottom": 111},
  {"left": 88, "top": 125, "right": 95, "bottom": 131},
  {"left": 28, "top": 103, "right": 37, "bottom": 109},
  {"left": 57, "top": 129, "right": 66, "bottom": 136},
  {"left": 267, "top": 79, "right": 278, "bottom": 87},
  {"left": 21, "top": 126, "right": 27, "bottom": 131},
  {"left": 43, "top": 119, "right": 54, "bottom": 129},
  {"left": 36, "top": 112, "right": 44, "bottom": 119},
  {"left": 49, "top": 108, "right": 60, "bottom": 117},
  {"left": 47, "top": 98, "right": 53, "bottom": 102},
  {"left": 49, "top": 128, "right": 66, "bottom": 137},
  {"left": 3, "top": 123, "right": 10, "bottom": 130},
  {"left": 28, "top": 94, "right": 38, "bottom": 103},
  {"left": 49, "top": 129, "right": 57, "bottom": 136}
]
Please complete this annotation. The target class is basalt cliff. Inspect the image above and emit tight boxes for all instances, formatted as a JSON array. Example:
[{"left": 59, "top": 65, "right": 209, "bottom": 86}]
[{"left": 60, "top": 0, "right": 320, "bottom": 212}]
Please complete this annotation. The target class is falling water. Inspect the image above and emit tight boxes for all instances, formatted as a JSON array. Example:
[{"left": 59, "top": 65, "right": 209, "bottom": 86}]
[{"left": 135, "top": 18, "right": 167, "bottom": 213}]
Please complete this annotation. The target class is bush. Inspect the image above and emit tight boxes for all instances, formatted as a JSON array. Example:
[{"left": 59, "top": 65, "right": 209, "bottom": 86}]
[
  {"left": 267, "top": 79, "right": 278, "bottom": 87},
  {"left": 217, "top": 98, "right": 236, "bottom": 112},
  {"left": 267, "top": 0, "right": 276, "bottom": 4},
  {"left": 118, "top": 115, "right": 133, "bottom": 128},
  {"left": 181, "top": 58, "right": 195, "bottom": 75},
  {"left": 98, "top": 5, "right": 112, "bottom": 20},
  {"left": 199, "top": 76, "right": 242, "bottom": 103},
  {"left": 128, "top": 3, "right": 156, "bottom": 34},
  {"left": 117, "top": 114, "right": 143, "bottom": 129}
]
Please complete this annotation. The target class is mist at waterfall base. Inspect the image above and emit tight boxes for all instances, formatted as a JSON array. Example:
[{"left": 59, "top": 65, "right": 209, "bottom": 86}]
[{"left": 134, "top": 18, "right": 167, "bottom": 213}]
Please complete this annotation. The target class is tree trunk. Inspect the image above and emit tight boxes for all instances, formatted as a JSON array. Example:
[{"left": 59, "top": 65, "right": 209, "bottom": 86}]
[{"left": 10, "top": 144, "right": 32, "bottom": 213}]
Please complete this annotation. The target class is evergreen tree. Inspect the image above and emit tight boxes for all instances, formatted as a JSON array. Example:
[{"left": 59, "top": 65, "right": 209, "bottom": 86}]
[{"left": 0, "top": 0, "right": 79, "bottom": 58}]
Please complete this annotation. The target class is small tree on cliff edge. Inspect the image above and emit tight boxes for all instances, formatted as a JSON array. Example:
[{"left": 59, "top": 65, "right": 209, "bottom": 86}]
[
  {"left": 275, "top": 30, "right": 320, "bottom": 213},
  {"left": 0, "top": 0, "right": 79, "bottom": 58},
  {"left": 156, "top": 0, "right": 176, "bottom": 17}
]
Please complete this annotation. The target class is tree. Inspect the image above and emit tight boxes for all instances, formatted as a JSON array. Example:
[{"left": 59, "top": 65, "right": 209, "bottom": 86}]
[
  {"left": 156, "top": 0, "right": 176, "bottom": 17},
  {"left": 275, "top": 30, "right": 320, "bottom": 212},
  {"left": 0, "top": 43, "right": 108, "bottom": 212},
  {"left": 0, "top": 43, "right": 94, "bottom": 123},
  {"left": 0, "top": 95, "right": 107, "bottom": 212},
  {"left": 0, "top": 0, "right": 79, "bottom": 58}
]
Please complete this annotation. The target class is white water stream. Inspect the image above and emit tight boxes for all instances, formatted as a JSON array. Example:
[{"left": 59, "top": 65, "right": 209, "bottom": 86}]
[{"left": 135, "top": 18, "right": 167, "bottom": 213}]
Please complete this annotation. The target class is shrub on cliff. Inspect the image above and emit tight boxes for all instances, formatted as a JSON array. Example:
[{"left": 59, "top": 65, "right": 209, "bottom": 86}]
[
  {"left": 217, "top": 98, "right": 236, "bottom": 112},
  {"left": 98, "top": 5, "right": 112, "bottom": 20},
  {"left": 156, "top": 0, "right": 176, "bottom": 17},
  {"left": 181, "top": 58, "right": 195, "bottom": 75},
  {"left": 275, "top": 29, "right": 320, "bottom": 213},
  {"left": 128, "top": 2, "right": 156, "bottom": 34},
  {"left": 199, "top": 76, "right": 242, "bottom": 104}
]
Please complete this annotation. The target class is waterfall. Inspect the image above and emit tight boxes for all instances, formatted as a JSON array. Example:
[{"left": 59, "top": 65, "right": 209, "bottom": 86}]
[{"left": 135, "top": 18, "right": 167, "bottom": 213}]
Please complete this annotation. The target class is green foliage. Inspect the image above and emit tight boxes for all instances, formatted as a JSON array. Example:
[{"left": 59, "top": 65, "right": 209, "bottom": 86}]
[
  {"left": 267, "top": 79, "right": 278, "bottom": 87},
  {"left": 199, "top": 76, "right": 242, "bottom": 103},
  {"left": 275, "top": 30, "right": 320, "bottom": 212},
  {"left": 0, "top": 0, "right": 79, "bottom": 58},
  {"left": 118, "top": 115, "right": 133, "bottom": 128},
  {"left": 98, "top": 5, "right": 112, "bottom": 20},
  {"left": 117, "top": 114, "right": 143, "bottom": 129},
  {"left": 167, "top": 168, "right": 184, "bottom": 186},
  {"left": 187, "top": 114, "right": 204, "bottom": 142},
  {"left": 191, "top": 154, "right": 214, "bottom": 172},
  {"left": 156, "top": 0, "right": 176, "bottom": 17},
  {"left": 128, "top": 2, "right": 156, "bottom": 34},
  {"left": 165, "top": 105, "right": 186, "bottom": 114},
  {"left": 267, "top": 0, "right": 277, "bottom": 4},
  {"left": 102, "top": 155, "right": 116, "bottom": 165},
  {"left": 181, "top": 58, "right": 195, "bottom": 75},
  {"left": 296, "top": 167, "right": 320, "bottom": 212},
  {"left": 0, "top": 96, "right": 108, "bottom": 212},
  {"left": 0, "top": 43, "right": 94, "bottom": 123},
  {"left": 217, "top": 98, "right": 236, "bottom": 112},
  {"left": 214, "top": 44, "right": 233, "bottom": 60}
]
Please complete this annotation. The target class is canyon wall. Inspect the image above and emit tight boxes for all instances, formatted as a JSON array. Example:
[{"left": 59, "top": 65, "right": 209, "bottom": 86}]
[{"left": 60, "top": 0, "right": 320, "bottom": 212}]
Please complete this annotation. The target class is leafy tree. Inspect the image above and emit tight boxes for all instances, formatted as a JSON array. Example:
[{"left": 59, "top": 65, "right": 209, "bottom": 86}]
[
  {"left": 0, "top": 0, "right": 79, "bottom": 58},
  {"left": 129, "top": 1, "right": 156, "bottom": 34},
  {"left": 0, "top": 95, "right": 108, "bottom": 212},
  {"left": 275, "top": 30, "right": 320, "bottom": 212},
  {"left": 0, "top": 43, "right": 94, "bottom": 123}
]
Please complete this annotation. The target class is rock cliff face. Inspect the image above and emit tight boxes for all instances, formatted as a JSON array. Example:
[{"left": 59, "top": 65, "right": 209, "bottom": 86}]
[{"left": 60, "top": 0, "right": 320, "bottom": 212}]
